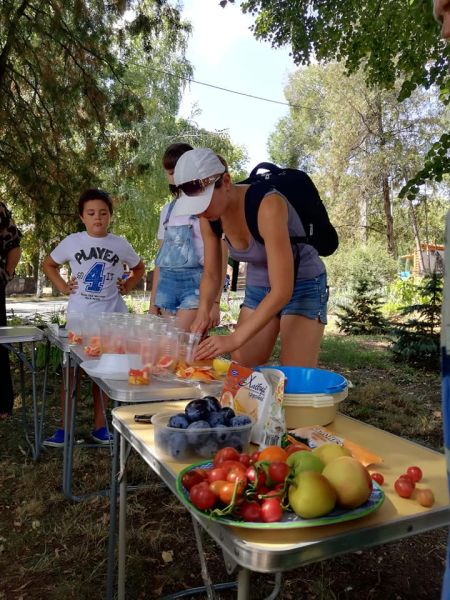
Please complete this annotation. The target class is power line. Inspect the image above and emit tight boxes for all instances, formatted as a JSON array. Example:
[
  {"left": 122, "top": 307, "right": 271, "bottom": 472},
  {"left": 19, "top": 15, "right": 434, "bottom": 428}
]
[{"left": 132, "top": 62, "right": 312, "bottom": 111}]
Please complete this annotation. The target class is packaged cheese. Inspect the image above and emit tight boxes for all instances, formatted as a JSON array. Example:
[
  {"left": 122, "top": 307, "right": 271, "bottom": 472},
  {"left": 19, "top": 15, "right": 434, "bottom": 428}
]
[{"left": 219, "top": 362, "right": 286, "bottom": 447}]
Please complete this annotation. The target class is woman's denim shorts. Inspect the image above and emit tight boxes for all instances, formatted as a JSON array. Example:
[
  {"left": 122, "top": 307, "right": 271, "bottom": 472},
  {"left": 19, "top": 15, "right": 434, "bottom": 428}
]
[
  {"left": 243, "top": 272, "right": 328, "bottom": 323},
  {"left": 155, "top": 268, "right": 203, "bottom": 313}
]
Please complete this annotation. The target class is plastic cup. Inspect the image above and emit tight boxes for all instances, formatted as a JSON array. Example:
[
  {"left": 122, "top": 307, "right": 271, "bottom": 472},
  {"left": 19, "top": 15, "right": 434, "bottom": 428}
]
[
  {"left": 178, "top": 331, "right": 201, "bottom": 365},
  {"left": 66, "top": 312, "right": 83, "bottom": 346}
]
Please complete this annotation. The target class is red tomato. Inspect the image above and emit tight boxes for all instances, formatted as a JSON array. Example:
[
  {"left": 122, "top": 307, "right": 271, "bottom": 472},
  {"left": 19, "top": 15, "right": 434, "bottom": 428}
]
[
  {"left": 214, "top": 447, "right": 241, "bottom": 466},
  {"left": 394, "top": 478, "right": 414, "bottom": 498},
  {"left": 209, "top": 480, "right": 227, "bottom": 497},
  {"left": 370, "top": 472, "right": 384, "bottom": 486},
  {"left": 398, "top": 474, "right": 415, "bottom": 489},
  {"left": 208, "top": 467, "right": 229, "bottom": 484},
  {"left": 190, "top": 482, "right": 217, "bottom": 510},
  {"left": 258, "top": 446, "right": 288, "bottom": 463},
  {"left": 239, "top": 453, "right": 251, "bottom": 468},
  {"left": 286, "top": 444, "right": 310, "bottom": 457},
  {"left": 245, "top": 465, "right": 257, "bottom": 484},
  {"left": 260, "top": 498, "right": 283, "bottom": 522},
  {"left": 182, "top": 470, "right": 205, "bottom": 491},
  {"left": 191, "top": 468, "right": 209, "bottom": 480},
  {"left": 250, "top": 451, "right": 260, "bottom": 464},
  {"left": 239, "top": 501, "right": 262, "bottom": 522},
  {"left": 227, "top": 465, "right": 247, "bottom": 486},
  {"left": 216, "top": 460, "right": 245, "bottom": 472},
  {"left": 268, "top": 461, "right": 290, "bottom": 484},
  {"left": 263, "top": 488, "right": 284, "bottom": 500},
  {"left": 219, "top": 481, "right": 238, "bottom": 504},
  {"left": 416, "top": 488, "right": 434, "bottom": 507},
  {"left": 406, "top": 466, "right": 423, "bottom": 483}
]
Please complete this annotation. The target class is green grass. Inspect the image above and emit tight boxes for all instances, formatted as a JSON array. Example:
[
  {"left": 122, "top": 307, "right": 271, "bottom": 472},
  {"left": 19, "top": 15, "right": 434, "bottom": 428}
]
[{"left": 0, "top": 330, "right": 445, "bottom": 599}]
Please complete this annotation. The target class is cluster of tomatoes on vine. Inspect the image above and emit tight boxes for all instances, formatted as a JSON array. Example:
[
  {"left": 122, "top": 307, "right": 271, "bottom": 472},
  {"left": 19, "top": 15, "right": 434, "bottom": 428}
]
[{"left": 181, "top": 445, "right": 294, "bottom": 523}]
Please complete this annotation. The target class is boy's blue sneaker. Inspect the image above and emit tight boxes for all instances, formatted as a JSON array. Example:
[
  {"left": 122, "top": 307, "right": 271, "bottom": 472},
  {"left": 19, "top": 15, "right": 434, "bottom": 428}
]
[
  {"left": 43, "top": 428, "right": 65, "bottom": 448},
  {"left": 91, "top": 426, "right": 113, "bottom": 445}
]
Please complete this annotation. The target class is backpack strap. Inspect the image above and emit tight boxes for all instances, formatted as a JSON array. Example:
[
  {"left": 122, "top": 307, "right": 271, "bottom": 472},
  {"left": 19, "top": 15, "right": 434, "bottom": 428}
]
[
  {"left": 248, "top": 162, "right": 282, "bottom": 178},
  {"left": 244, "top": 183, "right": 307, "bottom": 247}
]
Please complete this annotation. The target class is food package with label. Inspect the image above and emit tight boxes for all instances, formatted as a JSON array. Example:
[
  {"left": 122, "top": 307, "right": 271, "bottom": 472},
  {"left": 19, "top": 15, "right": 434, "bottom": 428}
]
[
  {"left": 286, "top": 425, "right": 383, "bottom": 467},
  {"left": 219, "top": 362, "right": 286, "bottom": 447}
]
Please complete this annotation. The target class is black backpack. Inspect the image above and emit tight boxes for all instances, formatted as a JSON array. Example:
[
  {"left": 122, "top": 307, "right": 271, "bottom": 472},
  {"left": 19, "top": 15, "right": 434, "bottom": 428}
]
[
  {"left": 211, "top": 162, "right": 338, "bottom": 290},
  {"left": 240, "top": 162, "right": 338, "bottom": 254}
]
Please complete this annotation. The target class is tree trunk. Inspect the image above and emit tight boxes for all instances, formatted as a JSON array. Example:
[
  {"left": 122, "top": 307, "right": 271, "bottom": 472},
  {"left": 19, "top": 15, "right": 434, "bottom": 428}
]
[
  {"left": 376, "top": 98, "right": 396, "bottom": 257},
  {"left": 382, "top": 175, "right": 396, "bottom": 257},
  {"left": 33, "top": 247, "right": 46, "bottom": 298},
  {"left": 408, "top": 199, "right": 425, "bottom": 274}
]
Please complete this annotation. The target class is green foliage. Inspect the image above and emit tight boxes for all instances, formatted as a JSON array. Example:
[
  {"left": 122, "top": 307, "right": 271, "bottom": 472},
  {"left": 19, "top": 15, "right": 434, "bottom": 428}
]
[
  {"left": 267, "top": 63, "right": 449, "bottom": 258},
  {"left": 384, "top": 278, "right": 421, "bottom": 315},
  {"left": 325, "top": 240, "right": 397, "bottom": 308},
  {"left": 336, "top": 275, "right": 389, "bottom": 336},
  {"left": 390, "top": 273, "right": 443, "bottom": 369},
  {"left": 240, "top": 0, "right": 450, "bottom": 195}
]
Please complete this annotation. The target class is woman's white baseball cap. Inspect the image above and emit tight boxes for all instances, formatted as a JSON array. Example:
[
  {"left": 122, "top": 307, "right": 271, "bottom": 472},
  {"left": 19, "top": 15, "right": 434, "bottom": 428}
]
[{"left": 172, "top": 148, "right": 226, "bottom": 217}]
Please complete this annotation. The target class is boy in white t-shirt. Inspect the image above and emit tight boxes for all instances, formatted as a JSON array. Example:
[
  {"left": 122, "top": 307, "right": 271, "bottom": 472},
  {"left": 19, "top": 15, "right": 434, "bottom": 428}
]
[{"left": 43, "top": 189, "right": 145, "bottom": 447}]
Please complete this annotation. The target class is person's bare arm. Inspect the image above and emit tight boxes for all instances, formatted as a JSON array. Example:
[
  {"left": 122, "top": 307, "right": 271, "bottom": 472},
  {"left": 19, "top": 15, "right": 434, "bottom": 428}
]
[
  {"left": 118, "top": 260, "right": 145, "bottom": 295},
  {"left": 5, "top": 246, "right": 21, "bottom": 278},
  {"left": 43, "top": 255, "right": 72, "bottom": 295},
  {"left": 191, "top": 218, "right": 223, "bottom": 334},
  {"left": 195, "top": 193, "right": 293, "bottom": 358},
  {"left": 149, "top": 241, "right": 162, "bottom": 314}
]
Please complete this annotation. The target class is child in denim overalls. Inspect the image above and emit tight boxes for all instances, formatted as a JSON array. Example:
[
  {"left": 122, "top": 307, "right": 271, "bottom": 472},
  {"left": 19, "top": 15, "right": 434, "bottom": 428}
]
[{"left": 149, "top": 144, "right": 223, "bottom": 332}]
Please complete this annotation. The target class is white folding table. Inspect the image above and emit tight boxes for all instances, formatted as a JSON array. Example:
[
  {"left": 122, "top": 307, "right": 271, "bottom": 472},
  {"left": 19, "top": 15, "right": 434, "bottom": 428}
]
[
  {"left": 0, "top": 325, "right": 45, "bottom": 459},
  {"left": 107, "top": 404, "right": 450, "bottom": 600}
]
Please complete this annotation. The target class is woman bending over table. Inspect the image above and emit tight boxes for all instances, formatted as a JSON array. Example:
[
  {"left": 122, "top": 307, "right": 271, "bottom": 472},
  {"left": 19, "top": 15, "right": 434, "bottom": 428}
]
[{"left": 170, "top": 148, "right": 328, "bottom": 368}]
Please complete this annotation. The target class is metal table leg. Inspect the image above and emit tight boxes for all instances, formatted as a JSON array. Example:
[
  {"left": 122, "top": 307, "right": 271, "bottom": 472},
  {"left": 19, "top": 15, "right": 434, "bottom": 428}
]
[
  {"left": 237, "top": 568, "right": 251, "bottom": 600},
  {"left": 118, "top": 433, "right": 129, "bottom": 600},
  {"left": 38, "top": 339, "right": 51, "bottom": 450},
  {"left": 191, "top": 516, "right": 217, "bottom": 600},
  {"left": 106, "top": 421, "right": 120, "bottom": 600}
]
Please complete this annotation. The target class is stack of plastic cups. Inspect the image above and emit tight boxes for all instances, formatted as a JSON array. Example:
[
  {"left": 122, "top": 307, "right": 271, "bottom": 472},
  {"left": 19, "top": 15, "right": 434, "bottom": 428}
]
[
  {"left": 126, "top": 316, "right": 144, "bottom": 370},
  {"left": 153, "top": 319, "right": 179, "bottom": 379},
  {"left": 82, "top": 313, "right": 101, "bottom": 357},
  {"left": 108, "top": 315, "right": 128, "bottom": 354},
  {"left": 66, "top": 312, "right": 83, "bottom": 346}
]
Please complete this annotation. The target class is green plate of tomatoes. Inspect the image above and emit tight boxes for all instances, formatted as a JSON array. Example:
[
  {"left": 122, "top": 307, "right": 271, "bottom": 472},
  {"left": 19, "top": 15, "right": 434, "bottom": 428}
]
[{"left": 175, "top": 460, "right": 385, "bottom": 529}]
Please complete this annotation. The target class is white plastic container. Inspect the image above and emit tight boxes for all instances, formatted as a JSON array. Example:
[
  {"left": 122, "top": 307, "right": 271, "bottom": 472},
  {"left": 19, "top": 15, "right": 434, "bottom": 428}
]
[{"left": 283, "top": 389, "right": 348, "bottom": 428}]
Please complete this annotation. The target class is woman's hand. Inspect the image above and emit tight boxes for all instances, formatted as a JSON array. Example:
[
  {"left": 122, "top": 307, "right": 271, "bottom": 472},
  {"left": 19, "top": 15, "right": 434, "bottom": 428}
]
[
  {"left": 208, "top": 303, "right": 221, "bottom": 328},
  {"left": 149, "top": 305, "right": 161, "bottom": 316},
  {"left": 190, "top": 308, "right": 211, "bottom": 336},
  {"left": 195, "top": 333, "right": 239, "bottom": 360}
]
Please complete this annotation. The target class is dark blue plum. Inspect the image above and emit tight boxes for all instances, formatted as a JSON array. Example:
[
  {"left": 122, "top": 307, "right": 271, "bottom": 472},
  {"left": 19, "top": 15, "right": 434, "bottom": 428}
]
[
  {"left": 226, "top": 433, "right": 244, "bottom": 453},
  {"left": 230, "top": 415, "right": 252, "bottom": 427},
  {"left": 220, "top": 407, "right": 235, "bottom": 425},
  {"left": 185, "top": 399, "right": 210, "bottom": 422},
  {"left": 202, "top": 396, "right": 221, "bottom": 412},
  {"left": 213, "top": 424, "right": 229, "bottom": 445},
  {"left": 207, "top": 410, "right": 227, "bottom": 427},
  {"left": 168, "top": 413, "right": 190, "bottom": 429},
  {"left": 196, "top": 438, "right": 219, "bottom": 459},
  {"left": 186, "top": 420, "right": 210, "bottom": 444},
  {"left": 166, "top": 431, "right": 189, "bottom": 459}
]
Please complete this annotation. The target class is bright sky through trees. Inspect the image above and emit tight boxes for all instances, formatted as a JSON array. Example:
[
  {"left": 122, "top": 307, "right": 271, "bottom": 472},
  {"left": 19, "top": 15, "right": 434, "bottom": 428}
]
[{"left": 178, "top": 0, "right": 294, "bottom": 168}]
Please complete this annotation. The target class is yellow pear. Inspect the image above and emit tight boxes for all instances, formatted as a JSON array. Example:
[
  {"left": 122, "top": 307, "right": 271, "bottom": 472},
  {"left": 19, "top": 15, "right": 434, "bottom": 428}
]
[
  {"left": 312, "top": 442, "right": 352, "bottom": 465},
  {"left": 288, "top": 471, "right": 337, "bottom": 519},
  {"left": 322, "top": 456, "right": 372, "bottom": 509}
]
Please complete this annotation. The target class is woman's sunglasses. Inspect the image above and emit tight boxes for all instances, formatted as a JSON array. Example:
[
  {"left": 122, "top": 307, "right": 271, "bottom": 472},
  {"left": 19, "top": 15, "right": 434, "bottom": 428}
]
[{"left": 174, "top": 174, "right": 223, "bottom": 197}]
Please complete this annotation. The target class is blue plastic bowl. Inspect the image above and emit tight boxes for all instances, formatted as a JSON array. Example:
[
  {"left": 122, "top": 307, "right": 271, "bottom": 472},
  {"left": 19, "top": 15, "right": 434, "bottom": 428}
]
[{"left": 259, "top": 366, "right": 347, "bottom": 395}]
